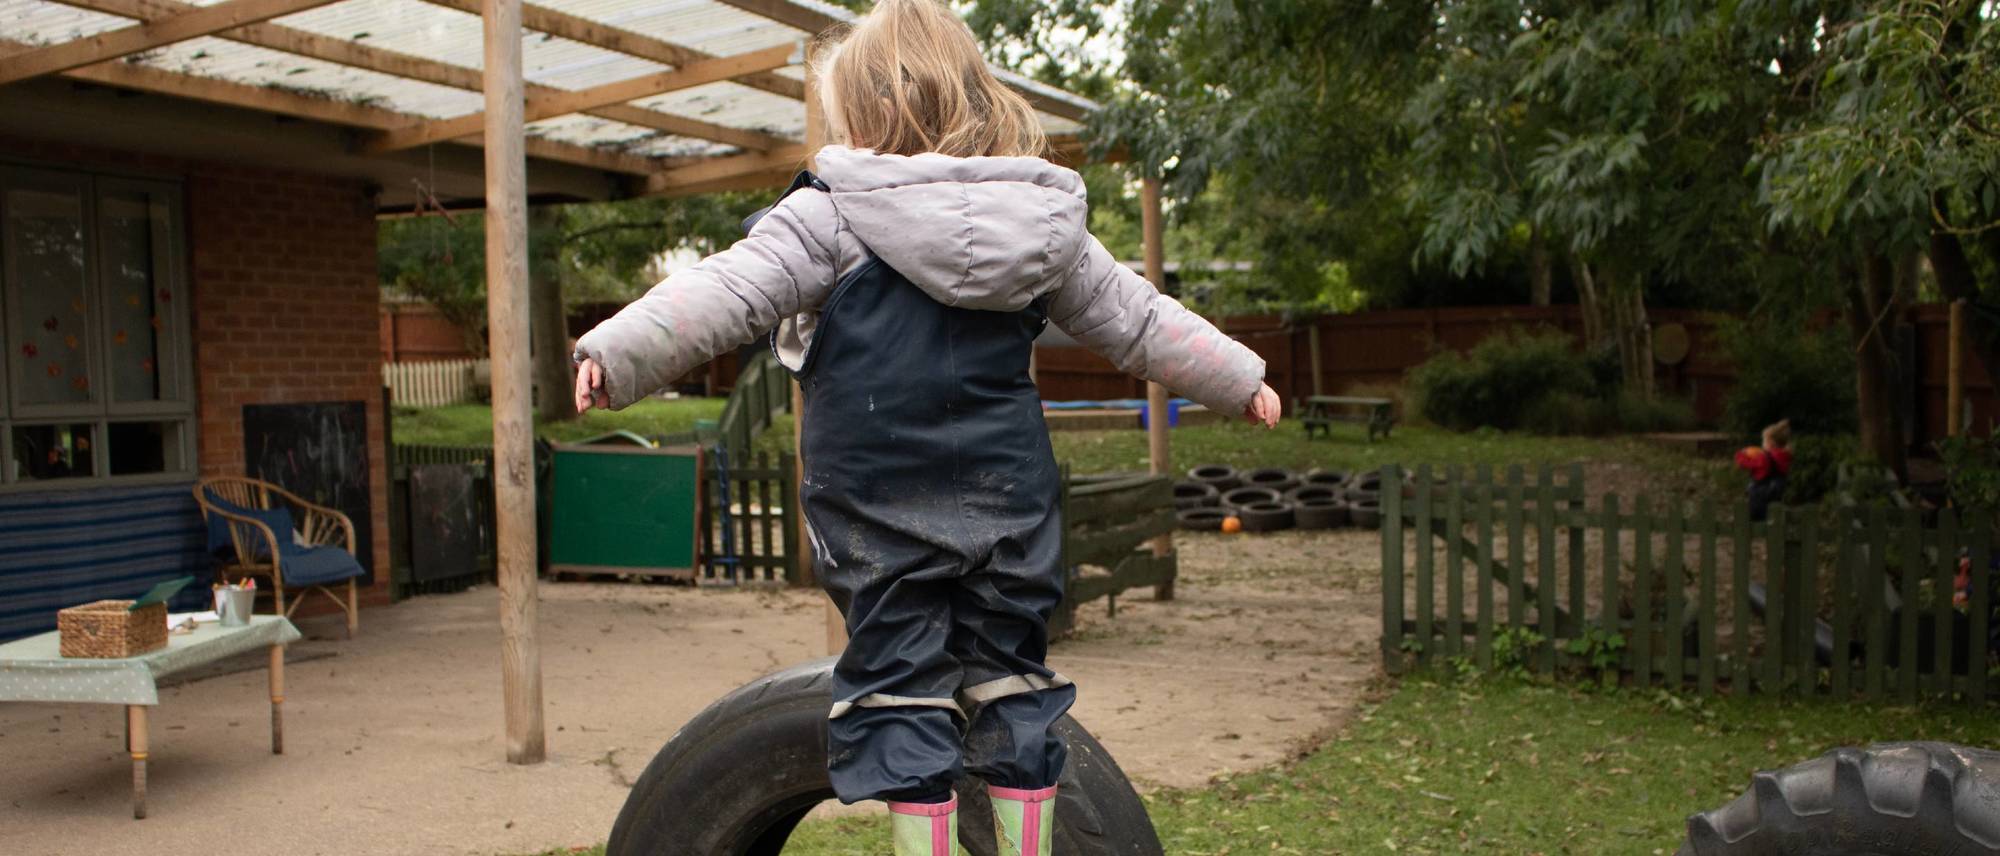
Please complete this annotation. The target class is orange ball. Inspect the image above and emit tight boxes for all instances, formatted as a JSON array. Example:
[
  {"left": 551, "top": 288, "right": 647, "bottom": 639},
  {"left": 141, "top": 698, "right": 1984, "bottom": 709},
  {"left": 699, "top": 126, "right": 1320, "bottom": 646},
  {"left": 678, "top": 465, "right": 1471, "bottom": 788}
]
[{"left": 1221, "top": 516, "right": 1243, "bottom": 534}]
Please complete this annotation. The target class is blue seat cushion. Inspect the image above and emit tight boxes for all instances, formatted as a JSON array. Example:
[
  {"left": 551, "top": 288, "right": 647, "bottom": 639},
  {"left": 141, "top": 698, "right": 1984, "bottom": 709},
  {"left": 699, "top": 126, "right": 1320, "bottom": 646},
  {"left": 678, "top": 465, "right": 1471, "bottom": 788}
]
[
  {"left": 203, "top": 493, "right": 295, "bottom": 560},
  {"left": 279, "top": 545, "right": 365, "bottom": 587}
]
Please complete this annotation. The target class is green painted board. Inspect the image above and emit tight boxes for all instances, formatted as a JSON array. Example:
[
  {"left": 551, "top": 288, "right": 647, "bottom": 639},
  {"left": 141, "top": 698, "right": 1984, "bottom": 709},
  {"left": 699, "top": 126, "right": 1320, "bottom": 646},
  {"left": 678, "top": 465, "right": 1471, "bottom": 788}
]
[{"left": 549, "top": 443, "right": 702, "bottom": 577}]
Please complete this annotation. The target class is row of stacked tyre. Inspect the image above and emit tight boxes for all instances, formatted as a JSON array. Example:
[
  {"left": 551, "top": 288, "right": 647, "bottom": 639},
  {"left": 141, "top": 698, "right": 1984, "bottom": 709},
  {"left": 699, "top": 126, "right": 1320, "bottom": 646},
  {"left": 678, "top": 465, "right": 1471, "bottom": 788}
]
[{"left": 1173, "top": 465, "right": 1392, "bottom": 533}]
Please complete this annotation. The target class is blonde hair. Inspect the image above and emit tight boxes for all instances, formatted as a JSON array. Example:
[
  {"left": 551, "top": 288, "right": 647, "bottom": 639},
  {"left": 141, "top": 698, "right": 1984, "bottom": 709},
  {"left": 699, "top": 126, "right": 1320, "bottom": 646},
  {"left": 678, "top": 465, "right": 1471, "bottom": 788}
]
[{"left": 811, "top": 0, "right": 1047, "bottom": 159}]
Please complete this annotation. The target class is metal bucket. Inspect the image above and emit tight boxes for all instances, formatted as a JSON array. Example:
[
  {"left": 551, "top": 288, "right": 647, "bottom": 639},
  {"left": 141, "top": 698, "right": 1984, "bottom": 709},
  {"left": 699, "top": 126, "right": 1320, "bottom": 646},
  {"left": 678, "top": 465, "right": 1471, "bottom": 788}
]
[{"left": 216, "top": 586, "right": 255, "bottom": 626}]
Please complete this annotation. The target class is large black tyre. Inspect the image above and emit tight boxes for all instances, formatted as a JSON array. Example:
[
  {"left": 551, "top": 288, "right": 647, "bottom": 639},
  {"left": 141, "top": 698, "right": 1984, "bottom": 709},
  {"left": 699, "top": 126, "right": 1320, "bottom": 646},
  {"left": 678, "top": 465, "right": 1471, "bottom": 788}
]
[
  {"left": 1221, "top": 486, "right": 1282, "bottom": 509},
  {"left": 1242, "top": 467, "right": 1299, "bottom": 494},
  {"left": 1177, "top": 507, "right": 1230, "bottom": 531},
  {"left": 1173, "top": 480, "right": 1221, "bottom": 510},
  {"left": 1238, "top": 501, "right": 1296, "bottom": 532},
  {"left": 608, "top": 659, "right": 1165, "bottom": 856},
  {"left": 1186, "top": 464, "right": 1241, "bottom": 493},
  {"left": 1293, "top": 500, "right": 1348, "bottom": 530},
  {"left": 1678, "top": 742, "right": 2000, "bottom": 855}
]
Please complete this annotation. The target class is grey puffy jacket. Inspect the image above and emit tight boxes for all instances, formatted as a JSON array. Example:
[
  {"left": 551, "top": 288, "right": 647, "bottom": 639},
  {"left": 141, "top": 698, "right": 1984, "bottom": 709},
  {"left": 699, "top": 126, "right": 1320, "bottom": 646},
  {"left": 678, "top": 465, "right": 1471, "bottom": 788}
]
[{"left": 573, "top": 145, "right": 1266, "bottom": 414}]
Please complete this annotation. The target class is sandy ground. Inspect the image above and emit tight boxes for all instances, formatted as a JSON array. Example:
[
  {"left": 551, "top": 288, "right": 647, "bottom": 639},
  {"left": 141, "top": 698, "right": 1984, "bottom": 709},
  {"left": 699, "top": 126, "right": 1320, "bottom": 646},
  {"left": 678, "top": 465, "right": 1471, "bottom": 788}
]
[{"left": 0, "top": 529, "right": 1382, "bottom": 856}]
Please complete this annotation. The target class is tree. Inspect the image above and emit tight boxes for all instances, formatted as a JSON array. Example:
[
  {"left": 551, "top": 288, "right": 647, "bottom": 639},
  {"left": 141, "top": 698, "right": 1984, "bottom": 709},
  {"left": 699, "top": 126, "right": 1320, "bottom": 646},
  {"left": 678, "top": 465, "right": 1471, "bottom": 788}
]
[{"left": 380, "top": 192, "right": 766, "bottom": 420}]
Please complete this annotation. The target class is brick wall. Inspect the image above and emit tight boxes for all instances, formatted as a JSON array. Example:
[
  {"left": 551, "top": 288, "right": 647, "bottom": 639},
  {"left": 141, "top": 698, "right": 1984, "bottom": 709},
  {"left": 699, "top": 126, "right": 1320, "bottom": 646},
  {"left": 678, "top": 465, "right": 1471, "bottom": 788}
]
[
  {"left": 1, "top": 135, "right": 391, "bottom": 613},
  {"left": 188, "top": 166, "right": 391, "bottom": 609}
]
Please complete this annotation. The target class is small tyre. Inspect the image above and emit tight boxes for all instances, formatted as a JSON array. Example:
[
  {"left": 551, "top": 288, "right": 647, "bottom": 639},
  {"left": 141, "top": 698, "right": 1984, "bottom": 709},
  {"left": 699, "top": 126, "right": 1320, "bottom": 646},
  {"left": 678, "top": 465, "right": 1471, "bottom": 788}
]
[
  {"left": 1186, "top": 464, "right": 1241, "bottom": 493},
  {"left": 1349, "top": 499, "right": 1382, "bottom": 529},
  {"left": 1284, "top": 485, "right": 1341, "bottom": 505},
  {"left": 1177, "top": 507, "right": 1231, "bottom": 531},
  {"left": 1221, "top": 486, "right": 1283, "bottom": 509},
  {"left": 1238, "top": 501, "right": 1296, "bottom": 532},
  {"left": 1349, "top": 471, "right": 1386, "bottom": 494},
  {"left": 1294, "top": 500, "right": 1348, "bottom": 530},
  {"left": 1677, "top": 742, "right": 2000, "bottom": 856},
  {"left": 1173, "top": 480, "right": 1221, "bottom": 510},
  {"left": 1303, "top": 469, "right": 1350, "bottom": 488},
  {"left": 608, "top": 659, "right": 1165, "bottom": 856},
  {"left": 1242, "top": 467, "right": 1299, "bottom": 494}
]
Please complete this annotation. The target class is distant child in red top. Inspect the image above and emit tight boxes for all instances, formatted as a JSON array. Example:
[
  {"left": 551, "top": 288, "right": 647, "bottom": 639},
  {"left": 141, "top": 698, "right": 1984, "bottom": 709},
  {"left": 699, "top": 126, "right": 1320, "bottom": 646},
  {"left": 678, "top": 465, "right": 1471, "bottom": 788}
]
[{"left": 1735, "top": 420, "right": 1793, "bottom": 521}]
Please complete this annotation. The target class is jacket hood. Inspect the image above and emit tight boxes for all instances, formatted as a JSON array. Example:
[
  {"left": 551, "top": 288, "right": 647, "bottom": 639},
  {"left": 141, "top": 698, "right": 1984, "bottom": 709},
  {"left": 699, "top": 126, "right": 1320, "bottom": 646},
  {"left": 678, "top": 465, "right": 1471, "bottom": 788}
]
[{"left": 812, "top": 145, "right": 1090, "bottom": 311}]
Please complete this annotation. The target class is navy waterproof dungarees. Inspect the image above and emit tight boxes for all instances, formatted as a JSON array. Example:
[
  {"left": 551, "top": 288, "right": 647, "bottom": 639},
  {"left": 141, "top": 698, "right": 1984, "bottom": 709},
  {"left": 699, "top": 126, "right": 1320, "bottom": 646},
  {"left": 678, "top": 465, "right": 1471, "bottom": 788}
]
[{"left": 763, "top": 174, "right": 1076, "bottom": 805}]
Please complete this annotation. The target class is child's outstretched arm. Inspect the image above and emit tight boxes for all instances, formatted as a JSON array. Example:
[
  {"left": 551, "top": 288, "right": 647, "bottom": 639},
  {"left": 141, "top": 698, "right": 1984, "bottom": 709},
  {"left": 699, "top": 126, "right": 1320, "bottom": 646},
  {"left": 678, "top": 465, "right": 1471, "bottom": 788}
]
[
  {"left": 573, "top": 191, "right": 839, "bottom": 412},
  {"left": 1048, "top": 233, "right": 1279, "bottom": 426}
]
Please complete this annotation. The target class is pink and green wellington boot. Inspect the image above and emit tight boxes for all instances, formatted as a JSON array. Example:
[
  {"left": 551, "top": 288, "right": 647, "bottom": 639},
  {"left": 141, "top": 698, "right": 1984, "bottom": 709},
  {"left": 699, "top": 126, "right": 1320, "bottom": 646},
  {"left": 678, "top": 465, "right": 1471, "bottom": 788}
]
[
  {"left": 888, "top": 795, "right": 958, "bottom": 856},
  {"left": 989, "top": 784, "right": 1056, "bottom": 856}
]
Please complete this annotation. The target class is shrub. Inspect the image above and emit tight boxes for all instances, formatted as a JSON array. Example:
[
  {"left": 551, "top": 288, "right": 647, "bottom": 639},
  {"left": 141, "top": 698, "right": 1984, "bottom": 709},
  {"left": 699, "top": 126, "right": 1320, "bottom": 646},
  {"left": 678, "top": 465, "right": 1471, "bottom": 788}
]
[
  {"left": 1784, "top": 433, "right": 1859, "bottom": 504},
  {"left": 1718, "top": 319, "right": 1857, "bottom": 437},
  {"left": 1407, "top": 330, "right": 1596, "bottom": 432},
  {"left": 1410, "top": 329, "right": 1695, "bottom": 435}
]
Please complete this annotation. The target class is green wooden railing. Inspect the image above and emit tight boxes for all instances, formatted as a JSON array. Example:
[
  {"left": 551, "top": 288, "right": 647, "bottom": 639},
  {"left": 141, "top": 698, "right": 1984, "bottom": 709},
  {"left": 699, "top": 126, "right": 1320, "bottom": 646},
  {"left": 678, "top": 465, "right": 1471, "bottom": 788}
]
[
  {"left": 1053, "top": 471, "right": 1178, "bottom": 636},
  {"left": 715, "top": 350, "right": 793, "bottom": 456},
  {"left": 1379, "top": 463, "right": 1998, "bottom": 704}
]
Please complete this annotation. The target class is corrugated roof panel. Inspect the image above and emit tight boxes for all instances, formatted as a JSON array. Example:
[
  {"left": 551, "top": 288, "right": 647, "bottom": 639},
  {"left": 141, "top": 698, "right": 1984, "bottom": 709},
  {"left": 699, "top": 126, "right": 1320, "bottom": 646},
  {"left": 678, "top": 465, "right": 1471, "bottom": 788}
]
[{"left": 0, "top": 0, "right": 1092, "bottom": 166}]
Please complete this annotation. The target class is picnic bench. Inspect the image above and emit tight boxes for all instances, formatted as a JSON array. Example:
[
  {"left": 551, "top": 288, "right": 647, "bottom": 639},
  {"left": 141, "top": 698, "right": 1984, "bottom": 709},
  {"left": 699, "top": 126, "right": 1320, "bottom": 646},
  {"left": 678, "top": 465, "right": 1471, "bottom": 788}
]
[
  {"left": 0, "top": 615, "right": 300, "bottom": 819},
  {"left": 1299, "top": 395, "right": 1396, "bottom": 442}
]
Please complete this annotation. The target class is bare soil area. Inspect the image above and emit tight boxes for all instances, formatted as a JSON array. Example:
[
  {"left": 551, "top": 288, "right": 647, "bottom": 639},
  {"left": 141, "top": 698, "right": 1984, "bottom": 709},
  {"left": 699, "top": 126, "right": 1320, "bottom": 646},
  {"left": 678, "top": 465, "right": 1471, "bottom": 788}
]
[{"left": 1, "top": 528, "right": 1384, "bottom": 855}]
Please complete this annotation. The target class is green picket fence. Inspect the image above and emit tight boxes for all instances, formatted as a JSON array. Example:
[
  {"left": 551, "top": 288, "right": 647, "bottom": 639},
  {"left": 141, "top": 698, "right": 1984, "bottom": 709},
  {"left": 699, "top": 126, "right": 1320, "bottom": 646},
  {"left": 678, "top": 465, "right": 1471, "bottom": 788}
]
[
  {"left": 715, "top": 350, "right": 793, "bottom": 456},
  {"left": 1378, "top": 464, "right": 1998, "bottom": 704}
]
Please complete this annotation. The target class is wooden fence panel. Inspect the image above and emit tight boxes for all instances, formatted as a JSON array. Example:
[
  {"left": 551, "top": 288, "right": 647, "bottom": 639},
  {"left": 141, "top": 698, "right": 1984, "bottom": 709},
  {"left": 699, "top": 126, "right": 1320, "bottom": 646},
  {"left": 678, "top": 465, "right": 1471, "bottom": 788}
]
[
  {"left": 1383, "top": 465, "right": 1997, "bottom": 706},
  {"left": 384, "top": 359, "right": 486, "bottom": 408}
]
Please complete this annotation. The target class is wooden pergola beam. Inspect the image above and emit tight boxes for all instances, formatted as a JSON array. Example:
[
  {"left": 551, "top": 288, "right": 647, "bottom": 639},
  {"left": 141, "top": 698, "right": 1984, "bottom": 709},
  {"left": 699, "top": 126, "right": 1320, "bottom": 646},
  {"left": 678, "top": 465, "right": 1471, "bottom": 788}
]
[
  {"left": 49, "top": 0, "right": 792, "bottom": 152},
  {"left": 709, "top": 0, "right": 1095, "bottom": 122},
  {"left": 419, "top": 0, "right": 806, "bottom": 102},
  {"left": 643, "top": 143, "right": 810, "bottom": 194},
  {"left": 364, "top": 42, "right": 796, "bottom": 154},
  {"left": 0, "top": 0, "right": 340, "bottom": 86},
  {"left": 0, "top": 40, "right": 660, "bottom": 176}
]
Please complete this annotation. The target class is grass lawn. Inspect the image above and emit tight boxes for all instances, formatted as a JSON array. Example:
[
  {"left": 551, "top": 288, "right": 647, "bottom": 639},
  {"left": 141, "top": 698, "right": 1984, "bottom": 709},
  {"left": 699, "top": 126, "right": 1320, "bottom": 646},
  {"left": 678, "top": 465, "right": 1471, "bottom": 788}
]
[
  {"left": 398, "top": 399, "right": 1712, "bottom": 491},
  {"left": 392, "top": 398, "right": 725, "bottom": 446},
  {"left": 751, "top": 414, "right": 1710, "bottom": 483},
  {"left": 516, "top": 675, "right": 2000, "bottom": 855}
]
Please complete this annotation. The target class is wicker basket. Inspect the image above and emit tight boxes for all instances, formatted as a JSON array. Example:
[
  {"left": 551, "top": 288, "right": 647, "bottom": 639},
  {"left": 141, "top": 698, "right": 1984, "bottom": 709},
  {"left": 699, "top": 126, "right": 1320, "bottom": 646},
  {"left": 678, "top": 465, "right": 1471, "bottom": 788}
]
[{"left": 58, "top": 600, "right": 168, "bottom": 658}]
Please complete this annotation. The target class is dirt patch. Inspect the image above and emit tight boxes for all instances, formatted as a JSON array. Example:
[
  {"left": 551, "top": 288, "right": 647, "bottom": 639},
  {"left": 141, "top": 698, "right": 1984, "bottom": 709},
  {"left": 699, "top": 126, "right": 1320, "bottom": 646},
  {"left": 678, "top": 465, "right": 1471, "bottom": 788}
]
[
  {"left": 1, "top": 529, "right": 1385, "bottom": 855},
  {"left": 1057, "top": 528, "right": 1384, "bottom": 789}
]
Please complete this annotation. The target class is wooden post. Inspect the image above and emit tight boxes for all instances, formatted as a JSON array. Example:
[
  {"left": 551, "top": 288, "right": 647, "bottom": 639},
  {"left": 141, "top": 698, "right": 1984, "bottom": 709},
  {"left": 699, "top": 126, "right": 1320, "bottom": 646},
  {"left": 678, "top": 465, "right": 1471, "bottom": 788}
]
[
  {"left": 1140, "top": 176, "right": 1174, "bottom": 601},
  {"left": 1949, "top": 298, "right": 1966, "bottom": 438},
  {"left": 1308, "top": 322, "right": 1325, "bottom": 396},
  {"left": 484, "top": 0, "right": 546, "bottom": 765}
]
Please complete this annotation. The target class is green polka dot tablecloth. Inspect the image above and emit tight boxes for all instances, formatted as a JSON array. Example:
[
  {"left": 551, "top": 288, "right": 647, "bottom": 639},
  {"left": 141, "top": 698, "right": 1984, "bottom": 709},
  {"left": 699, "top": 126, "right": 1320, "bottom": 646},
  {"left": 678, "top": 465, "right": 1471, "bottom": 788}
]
[{"left": 0, "top": 615, "right": 301, "bottom": 705}]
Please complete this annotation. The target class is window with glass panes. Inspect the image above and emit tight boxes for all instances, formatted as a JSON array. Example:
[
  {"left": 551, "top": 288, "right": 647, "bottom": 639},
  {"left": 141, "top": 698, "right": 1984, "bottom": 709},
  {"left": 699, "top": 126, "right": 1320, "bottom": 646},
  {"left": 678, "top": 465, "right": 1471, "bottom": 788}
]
[{"left": 1, "top": 165, "right": 194, "bottom": 489}]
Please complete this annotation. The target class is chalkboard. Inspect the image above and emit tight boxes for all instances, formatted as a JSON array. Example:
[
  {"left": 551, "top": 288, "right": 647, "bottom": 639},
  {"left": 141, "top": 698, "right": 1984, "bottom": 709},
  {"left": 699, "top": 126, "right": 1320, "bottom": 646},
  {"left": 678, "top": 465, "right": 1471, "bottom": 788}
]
[
  {"left": 409, "top": 464, "right": 480, "bottom": 584},
  {"left": 243, "top": 401, "right": 373, "bottom": 583},
  {"left": 549, "top": 444, "right": 700, "bottom": 578}
]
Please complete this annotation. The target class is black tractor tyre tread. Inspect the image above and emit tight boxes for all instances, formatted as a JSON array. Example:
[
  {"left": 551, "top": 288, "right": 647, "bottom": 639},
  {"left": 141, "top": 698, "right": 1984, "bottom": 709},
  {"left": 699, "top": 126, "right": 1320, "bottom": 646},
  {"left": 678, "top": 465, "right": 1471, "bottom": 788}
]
[
  {"left": 1677, "top": 741, "right": 2000, "bottom": 856},
  {"left": 1294, "top": 500, "right": 1348, "bottom": 530},
  {"left": 608, "top": 658, "right": 1164, "bottom": 856},
  {"left": 1222, "top": 486, "right": 1283, "bottom": 509},
  {"left": 1238, "top": 501, "right": 1296, "bottom": 532},
  {"left": 1177, "top": 507, "right": 1230, "bottom": 531}
]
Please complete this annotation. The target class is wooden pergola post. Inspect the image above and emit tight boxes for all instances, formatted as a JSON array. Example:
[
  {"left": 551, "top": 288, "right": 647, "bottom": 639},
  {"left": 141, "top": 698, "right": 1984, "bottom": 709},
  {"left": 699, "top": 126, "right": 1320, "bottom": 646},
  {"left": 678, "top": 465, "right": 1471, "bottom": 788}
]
[
  {"left": 1949, "top": 299, "right": 1966, "bottom": 438},
  {"left": 1140, "top": 176, "right": 1174, "bottom": 601},
  {"left": 484, "top": 0, "right": 546, "bottom": 765}
]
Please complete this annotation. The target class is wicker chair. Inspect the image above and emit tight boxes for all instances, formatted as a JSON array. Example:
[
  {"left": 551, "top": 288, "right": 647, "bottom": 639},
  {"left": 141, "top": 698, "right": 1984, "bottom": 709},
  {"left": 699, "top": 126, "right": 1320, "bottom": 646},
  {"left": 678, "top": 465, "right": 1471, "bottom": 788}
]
[{"left": 193, "top": 476, "right": 362, "bottom": 637}]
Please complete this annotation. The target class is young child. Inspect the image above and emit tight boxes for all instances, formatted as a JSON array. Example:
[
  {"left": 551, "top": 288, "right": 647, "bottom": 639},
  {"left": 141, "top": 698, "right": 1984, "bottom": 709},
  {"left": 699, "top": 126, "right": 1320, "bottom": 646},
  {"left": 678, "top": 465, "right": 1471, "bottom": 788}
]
[
  {"left": 573, "top": 1, "right": 1277, "bottom": 851},
  {"left": 1735, "top": 419, "right": 1792, "bottom": 521}
]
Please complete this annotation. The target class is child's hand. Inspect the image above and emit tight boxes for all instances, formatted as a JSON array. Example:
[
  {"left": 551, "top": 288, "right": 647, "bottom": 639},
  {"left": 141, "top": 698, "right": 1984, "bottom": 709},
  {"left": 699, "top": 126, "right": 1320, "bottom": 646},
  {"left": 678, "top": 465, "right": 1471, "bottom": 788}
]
[
  {"left": 1243, "top": 384, "right": 1281, "bottom": 428},
  {"left": 574, "top": 358, "right": 609, "bottom": 413}
]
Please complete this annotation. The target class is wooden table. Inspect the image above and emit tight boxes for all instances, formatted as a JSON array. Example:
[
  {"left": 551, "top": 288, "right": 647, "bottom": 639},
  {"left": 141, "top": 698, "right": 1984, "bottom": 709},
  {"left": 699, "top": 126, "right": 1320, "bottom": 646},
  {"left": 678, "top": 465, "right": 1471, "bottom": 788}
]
[
  {"left": 1298, "top": 395, "right": 1396, "bottom": 442},
  {"left": 0, "top": 615, "right": 300, "bottom": 818}
]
